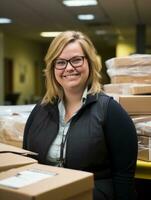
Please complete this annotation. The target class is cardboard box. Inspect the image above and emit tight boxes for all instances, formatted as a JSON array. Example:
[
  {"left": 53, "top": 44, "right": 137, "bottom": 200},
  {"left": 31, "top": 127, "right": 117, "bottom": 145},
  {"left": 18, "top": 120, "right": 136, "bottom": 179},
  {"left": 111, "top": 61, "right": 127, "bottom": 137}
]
[
  {"left": 0, "top": 163, "right": 94, "bottom": 200},
  {"left": 105, "top": 55, "right": 151, "bottom": 68},
  {"left": 0, "top": 143, "right": 38, "bottom": 172},
  {"left": 110, "top": 75, "right": 151, "bottom": 84},
  {"left": 0, "top": 142, "right": 38, "bottom": 157},
  {"left": 103, "top": 83, "right": 151, "bottom": 95},
  {"left": 138, "top": 135, "right": 151, "bottom": 161},
  {"left": 108, "top": 94, "right": 151, "bottom": 115},
  {"left": 0, "top": 153, "right": 37, "bottom": 172}
]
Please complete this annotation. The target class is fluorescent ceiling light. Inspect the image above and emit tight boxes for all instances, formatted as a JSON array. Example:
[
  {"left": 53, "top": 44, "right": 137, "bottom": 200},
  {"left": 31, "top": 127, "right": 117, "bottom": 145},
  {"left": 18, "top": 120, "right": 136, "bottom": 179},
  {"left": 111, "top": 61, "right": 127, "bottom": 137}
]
[
  {"left": 63, "top": 0, "right": 97, "bottom": 7},
  {"left": 0, "top": 18, "right": 12, "bottom": 24},
  {"left": 78, "top": 14, "right": 95, "bottom": 20},
  {"left": 40, "top": 32, "right": 62, "bottom": 37},
  {"left": 95, "top": 30, "right": 107, "bottom": 35}
]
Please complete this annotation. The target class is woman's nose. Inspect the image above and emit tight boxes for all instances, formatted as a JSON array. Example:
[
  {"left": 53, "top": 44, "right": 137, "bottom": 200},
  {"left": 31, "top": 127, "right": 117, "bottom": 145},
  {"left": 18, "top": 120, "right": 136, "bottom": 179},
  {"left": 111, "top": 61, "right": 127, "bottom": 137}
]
[{"left": 65, "top": 62, "right": 74, "bottom": 70}]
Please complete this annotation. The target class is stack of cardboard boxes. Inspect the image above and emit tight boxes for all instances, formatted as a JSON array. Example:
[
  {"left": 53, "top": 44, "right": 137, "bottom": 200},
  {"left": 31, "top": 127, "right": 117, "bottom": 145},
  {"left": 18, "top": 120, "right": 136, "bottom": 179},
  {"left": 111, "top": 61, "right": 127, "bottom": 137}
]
[
  {"left": 105, "top": 54, "right": 151, "bottom": 85},
  {"left": 0, "top": 105, "right": 94, "bottom": 199},
  {"left": 104, "top": 54, "right": 151, "bottom": 162},
  {"left": 0, "top": 105, "right": 93, "bottom": 200},
  {"left": 0, "top": 143, "right": 94, "bottom": 200}
]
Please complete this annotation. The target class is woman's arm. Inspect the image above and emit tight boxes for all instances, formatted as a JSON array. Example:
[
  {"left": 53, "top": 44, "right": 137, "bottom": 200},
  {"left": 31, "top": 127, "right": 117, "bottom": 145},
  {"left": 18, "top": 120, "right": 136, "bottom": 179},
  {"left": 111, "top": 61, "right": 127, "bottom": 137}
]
[{"left": 104, "top": 98, "right": 138, "bottom": 200}]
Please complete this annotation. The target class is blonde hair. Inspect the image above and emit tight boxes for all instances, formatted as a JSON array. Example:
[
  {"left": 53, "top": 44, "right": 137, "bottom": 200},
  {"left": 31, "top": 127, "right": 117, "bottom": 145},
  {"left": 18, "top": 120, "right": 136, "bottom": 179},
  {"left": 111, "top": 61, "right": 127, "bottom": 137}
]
[{"left": 42, "top": 30, "right": 102, "bottom": 104}]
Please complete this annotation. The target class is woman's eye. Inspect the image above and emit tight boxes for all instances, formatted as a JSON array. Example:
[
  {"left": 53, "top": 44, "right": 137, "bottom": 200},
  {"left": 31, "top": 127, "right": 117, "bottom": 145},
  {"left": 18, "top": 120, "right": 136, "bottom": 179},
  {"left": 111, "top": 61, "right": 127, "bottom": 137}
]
[
  {"left": 56, "top": 60, "right": 66, "bottom": 65},
  {"left": 72, "top": 58, "right": 81, "bottom": 63}
]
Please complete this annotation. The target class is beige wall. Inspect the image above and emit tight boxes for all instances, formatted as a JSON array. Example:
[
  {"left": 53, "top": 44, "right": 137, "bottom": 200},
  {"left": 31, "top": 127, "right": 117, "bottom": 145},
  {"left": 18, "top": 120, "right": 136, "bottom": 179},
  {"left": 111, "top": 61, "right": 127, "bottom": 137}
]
[{"left": 4, "top": 35, "right": 46, "bottom": 104}]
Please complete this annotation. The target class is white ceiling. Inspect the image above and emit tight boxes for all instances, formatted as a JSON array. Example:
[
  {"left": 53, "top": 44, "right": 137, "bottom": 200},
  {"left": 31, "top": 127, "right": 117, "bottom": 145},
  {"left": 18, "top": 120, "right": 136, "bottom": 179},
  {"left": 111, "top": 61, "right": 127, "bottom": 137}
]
[{"left": 0, "top": 0, "right": 151, "bottom": 49}]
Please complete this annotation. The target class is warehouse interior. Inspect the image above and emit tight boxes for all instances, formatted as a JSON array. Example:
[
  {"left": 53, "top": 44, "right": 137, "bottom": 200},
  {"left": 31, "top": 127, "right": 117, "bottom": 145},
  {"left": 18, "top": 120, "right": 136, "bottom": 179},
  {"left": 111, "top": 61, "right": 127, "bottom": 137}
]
[
  {"left": 0, "top": 0, "right": 151, "bottom": 105},
  {"left": 0, "top": 1, "right": 151, "bottom": 200}
]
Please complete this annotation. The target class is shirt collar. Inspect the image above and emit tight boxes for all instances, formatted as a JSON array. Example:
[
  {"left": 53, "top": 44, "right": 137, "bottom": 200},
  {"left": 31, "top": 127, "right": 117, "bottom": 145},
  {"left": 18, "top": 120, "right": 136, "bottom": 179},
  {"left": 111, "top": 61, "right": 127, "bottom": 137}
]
[
  {"left": 82, "top": 87, "right": 88, "bottom": 104},
  {"left": 58, "top": 87, "right": 88, "bottom": 118}
]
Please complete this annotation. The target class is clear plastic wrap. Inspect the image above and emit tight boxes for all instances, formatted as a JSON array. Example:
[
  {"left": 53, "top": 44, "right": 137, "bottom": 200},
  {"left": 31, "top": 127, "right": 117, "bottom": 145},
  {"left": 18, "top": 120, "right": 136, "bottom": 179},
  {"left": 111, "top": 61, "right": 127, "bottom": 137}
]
[
  {"left": 107, "top": 66, "right": 151, "bottom": 77},
  {"left": 132, "top": 115, "right": 151, "bottom": 123},
  {"left": 0, "top": 104, "right": 35, "bottom": 116},
  {"left": 0, "top": 104, "right": 35, "bottom": 147},
  {"left": 105, "top": 54, "right": 151, "bottom": 69},
  {"left": 133, "top": 116, "right": 151, "bottom": 161},
  {"left": 135, "top": 121, "right": 151, "bottom": 137},
  {"left": 138, "top": 135, "right": 151, "bottom": 161},
  {"left": 105, "top": 54, "right": 151, "bottom": 84}
]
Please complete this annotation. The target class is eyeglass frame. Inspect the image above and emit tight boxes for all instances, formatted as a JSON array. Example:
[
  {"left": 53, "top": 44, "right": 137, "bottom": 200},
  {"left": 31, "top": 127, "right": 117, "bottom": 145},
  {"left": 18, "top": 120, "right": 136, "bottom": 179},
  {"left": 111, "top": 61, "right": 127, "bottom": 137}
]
[{"left": 53, "top": 55, "right": 86, "bottom": 70}]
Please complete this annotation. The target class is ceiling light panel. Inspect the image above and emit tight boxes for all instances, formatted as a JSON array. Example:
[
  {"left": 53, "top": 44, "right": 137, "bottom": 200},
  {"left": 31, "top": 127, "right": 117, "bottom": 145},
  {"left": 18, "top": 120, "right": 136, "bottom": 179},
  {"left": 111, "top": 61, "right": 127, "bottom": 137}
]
[
  {"left": 40, "top": 32, "right": 62, "bottom": 37},
  {"left": 77, "top": 14, "right": 95, "bottom": 20},
  {"left": 63, "top": 0, "right": 97, "bottom": 7},
  {"left": 0, "top": 18, "right": 12, "bottom": 24}
]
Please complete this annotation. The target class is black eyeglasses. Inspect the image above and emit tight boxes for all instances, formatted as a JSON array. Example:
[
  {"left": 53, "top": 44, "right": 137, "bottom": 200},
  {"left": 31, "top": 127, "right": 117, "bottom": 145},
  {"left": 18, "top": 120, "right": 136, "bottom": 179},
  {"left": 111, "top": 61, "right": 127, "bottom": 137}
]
[{"left": 53, "top": 56, "right": 85, "bottom": 70}]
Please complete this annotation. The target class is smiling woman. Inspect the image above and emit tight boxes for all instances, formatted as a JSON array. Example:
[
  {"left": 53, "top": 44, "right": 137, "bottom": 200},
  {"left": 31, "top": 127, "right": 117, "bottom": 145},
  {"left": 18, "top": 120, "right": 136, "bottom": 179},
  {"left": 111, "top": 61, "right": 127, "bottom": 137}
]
[
  {"left": 53, "top": 41, "right": 89, "bottom": 99},
  {"left": 23, "top": 30, "right": 138, "bottom": 200},
  {"left": 42, "top": 30, "right": 102, "bottom": 103}
]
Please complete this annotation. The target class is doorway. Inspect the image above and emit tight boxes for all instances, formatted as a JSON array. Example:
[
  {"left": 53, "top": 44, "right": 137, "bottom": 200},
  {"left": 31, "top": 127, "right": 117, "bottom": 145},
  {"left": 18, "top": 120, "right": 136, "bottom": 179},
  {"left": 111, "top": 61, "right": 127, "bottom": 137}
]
[{"left": 4, "top": 58, "right": 20, "bottom": 105}]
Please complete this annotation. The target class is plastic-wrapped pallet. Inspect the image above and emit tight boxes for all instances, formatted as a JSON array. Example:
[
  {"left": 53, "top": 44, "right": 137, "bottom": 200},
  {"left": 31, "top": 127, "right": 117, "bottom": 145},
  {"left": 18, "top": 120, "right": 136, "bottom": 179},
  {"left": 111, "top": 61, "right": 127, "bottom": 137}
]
[
  {"left": 132, "top": 116, "right": 151, "bottom": 161},
  {"left": 105, "top": 54, "right": 151, "bottom": 68},
  {"left": 105, "top": 54, "right": 151, "bottom": 84},
  {"left": 0, "top": 104, "right": 35, "bottom": 147}
]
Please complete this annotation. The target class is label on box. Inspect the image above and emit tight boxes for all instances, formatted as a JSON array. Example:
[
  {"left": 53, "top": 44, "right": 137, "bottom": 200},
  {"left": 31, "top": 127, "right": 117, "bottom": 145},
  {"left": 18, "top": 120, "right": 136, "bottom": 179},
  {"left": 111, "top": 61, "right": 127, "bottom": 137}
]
[{"left": 0, "top": 168, "right": 57, "bottom": 189}]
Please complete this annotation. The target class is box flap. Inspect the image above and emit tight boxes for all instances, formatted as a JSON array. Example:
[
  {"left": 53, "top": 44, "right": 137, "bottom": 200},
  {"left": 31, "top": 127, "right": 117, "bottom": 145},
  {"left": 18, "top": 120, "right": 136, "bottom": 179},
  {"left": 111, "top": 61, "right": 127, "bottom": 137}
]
[{"left": 0, "top": 153, "right": 37, "bottom": 172}]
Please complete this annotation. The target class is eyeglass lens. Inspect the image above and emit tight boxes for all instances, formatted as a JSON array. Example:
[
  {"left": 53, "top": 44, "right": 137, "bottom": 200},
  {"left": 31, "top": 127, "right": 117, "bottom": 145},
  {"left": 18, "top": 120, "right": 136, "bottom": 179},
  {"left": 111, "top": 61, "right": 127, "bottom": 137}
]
[{"left": 54, "top": 56, "right": 84, "bottom": 70}]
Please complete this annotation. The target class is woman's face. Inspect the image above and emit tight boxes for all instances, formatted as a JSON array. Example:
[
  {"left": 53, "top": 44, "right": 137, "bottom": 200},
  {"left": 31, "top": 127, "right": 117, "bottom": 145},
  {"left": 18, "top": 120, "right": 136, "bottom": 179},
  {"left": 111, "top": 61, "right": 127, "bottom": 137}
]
[{"left": 54, "top": 41, "right": 89, "bottom": 94}]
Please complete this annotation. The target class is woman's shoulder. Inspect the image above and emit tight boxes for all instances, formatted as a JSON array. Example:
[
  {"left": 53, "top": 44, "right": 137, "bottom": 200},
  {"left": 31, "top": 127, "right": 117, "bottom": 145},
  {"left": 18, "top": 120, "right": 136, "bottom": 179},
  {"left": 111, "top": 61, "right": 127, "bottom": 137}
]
[
  {"left": 95, "top": 91, "right": 111, "bottom": 97},
  {"left": 97, "top": 92, "right": 130, "bottom": 118},
  {"left": 97, "top": 91, "right": 113, "bottom": 104}
]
